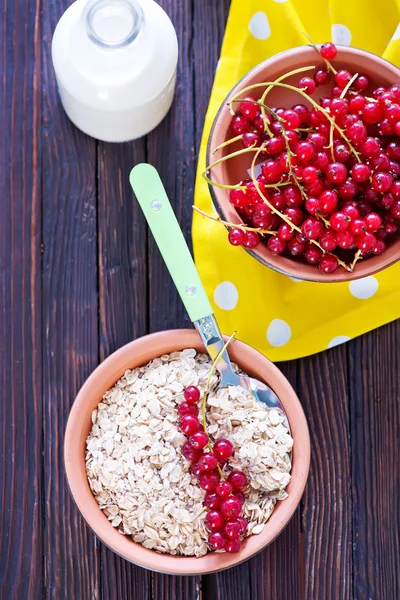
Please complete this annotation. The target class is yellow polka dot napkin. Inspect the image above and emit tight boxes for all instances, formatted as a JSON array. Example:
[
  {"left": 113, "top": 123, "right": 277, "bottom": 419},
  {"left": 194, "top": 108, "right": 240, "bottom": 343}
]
[{"left": 192, "top": 0, "right": 400, "bottom": 361}]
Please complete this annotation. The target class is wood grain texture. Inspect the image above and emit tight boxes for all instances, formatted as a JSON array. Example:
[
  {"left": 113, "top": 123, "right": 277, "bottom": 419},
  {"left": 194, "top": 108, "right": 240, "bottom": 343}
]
[
  {"left": 0, "top": 0, "right": 43, "bottom": 598},
  {"left": 41, "top": 2, "right": 101, "bottom": 598},
  {"left": 299, "top": 348, "right": 352, "bottom": 600},
  {"left": 97, "top": 140, "right": 151, "bottom": 598},
  {"left": 349, "top": 323, "right": 400, "bottom": 600}
]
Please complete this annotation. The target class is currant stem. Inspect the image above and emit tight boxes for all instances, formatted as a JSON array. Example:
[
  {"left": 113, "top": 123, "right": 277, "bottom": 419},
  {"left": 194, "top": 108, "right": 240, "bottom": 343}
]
[
  {"left": 350, "top": 249, "right": 362, "bottom": 271},
  {"left": 201, "top": 332, "right": 236, "bottom": 474},
  {"left": 212, "top": 135, "right": 243, "bottom": 155},
  {"left": 340, "top": 73, "right": 359, "bottom": 99},
  {"left": 193, "top": 205, "right": 277, "bottom": 235}
]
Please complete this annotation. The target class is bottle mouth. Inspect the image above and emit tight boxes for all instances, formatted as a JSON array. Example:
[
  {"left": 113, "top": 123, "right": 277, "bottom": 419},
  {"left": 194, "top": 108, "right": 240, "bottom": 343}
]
[{"left": 84, "top": 0, "right": 144, "bottom": 49}]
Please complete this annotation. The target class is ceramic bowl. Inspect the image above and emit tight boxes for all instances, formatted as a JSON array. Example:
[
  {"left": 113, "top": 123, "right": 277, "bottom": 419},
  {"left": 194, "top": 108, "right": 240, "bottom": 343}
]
[
  {"left": 207, "top": 45, "right": 400, "bottom": 282},
  {"left": 64, "top": 329, "right": 310, "bottom": 575}
]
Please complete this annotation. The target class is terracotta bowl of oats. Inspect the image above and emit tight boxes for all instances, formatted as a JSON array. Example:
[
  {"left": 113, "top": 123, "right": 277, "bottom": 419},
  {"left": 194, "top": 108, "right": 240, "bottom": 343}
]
[{"left": 64, "top": 329, "right": 310, "bottom": 574}]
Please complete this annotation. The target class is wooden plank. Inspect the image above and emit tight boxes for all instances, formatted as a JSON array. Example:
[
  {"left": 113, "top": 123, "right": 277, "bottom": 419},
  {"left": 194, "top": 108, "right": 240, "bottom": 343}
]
[
  {"left": 145, "top": 0, "right": 203, "bottom": 596},
  {"left": 349, "top": 323, "right": 400, "bottom": 599},
  {"left": 299, "top": 348, "right": 352, "bottom": 600},
  {"left": 41, "top": 2, "right": 101, "bottom": 598},
  {"left": 0, "top": 0, "right": 43, "bottom": 597},
  {"left": 97, "top": 141, "right": 151, "bottom": 597}
]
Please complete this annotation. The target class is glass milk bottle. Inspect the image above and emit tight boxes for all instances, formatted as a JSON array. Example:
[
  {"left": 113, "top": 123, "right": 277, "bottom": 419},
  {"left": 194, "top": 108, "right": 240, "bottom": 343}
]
[{"left": 52, "top": 0, "right": 178, "bottom": 142}]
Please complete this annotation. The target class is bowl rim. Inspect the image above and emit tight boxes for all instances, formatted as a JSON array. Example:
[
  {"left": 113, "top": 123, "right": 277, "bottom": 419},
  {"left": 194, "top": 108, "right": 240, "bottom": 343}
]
[
  {"left": 64, "top": 329, "right": 310, "bottom": 575},
  {"left": 206, "top": 44, "right": 400, "bottom": 283}
]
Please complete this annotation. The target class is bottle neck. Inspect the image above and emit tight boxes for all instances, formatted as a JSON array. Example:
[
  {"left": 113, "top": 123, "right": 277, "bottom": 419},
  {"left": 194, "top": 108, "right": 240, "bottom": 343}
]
[{"left": 83, "top": 0, "right": 144, "bottom": 49}]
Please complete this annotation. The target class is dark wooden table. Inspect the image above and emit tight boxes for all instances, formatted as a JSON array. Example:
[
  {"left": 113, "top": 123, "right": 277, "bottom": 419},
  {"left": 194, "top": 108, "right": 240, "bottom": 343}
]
[{"left": 1, "top": 1, "right": 400, "bottom": 598}]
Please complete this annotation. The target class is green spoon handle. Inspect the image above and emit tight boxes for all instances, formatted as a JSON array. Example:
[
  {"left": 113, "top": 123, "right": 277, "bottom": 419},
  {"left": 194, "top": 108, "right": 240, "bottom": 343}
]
[{"left": 130, "top": 163, "right": 213, "bottom": 323}]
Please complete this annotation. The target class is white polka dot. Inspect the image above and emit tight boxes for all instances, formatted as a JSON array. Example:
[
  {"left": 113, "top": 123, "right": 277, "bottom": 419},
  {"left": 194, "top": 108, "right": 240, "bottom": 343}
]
[
  {"left": 349, "top": 276, "right": 379, "bottom": 299},
  {"left": 249, "top": 12, "right": 271, "bottom": 40},
  {"left": 331, "top": 24, "right": 352, "bottom": 46},
  {"left": 328, "top": 335, "right": 351, "bottom": 349},
  {"left": 266, "top": 319, "right": 292, "bottom": 347},
  {"left": 214, "top": 281, "right": 239, "bottom": 311},
  {"left": 392, "top": 23, "right": 400, "bottom": 40}
]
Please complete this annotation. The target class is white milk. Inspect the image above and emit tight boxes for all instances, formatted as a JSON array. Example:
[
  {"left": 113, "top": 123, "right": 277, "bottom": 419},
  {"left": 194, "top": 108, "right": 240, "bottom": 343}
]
[{"left": 52, "top": 0, "right": 178, "bottom": 142}]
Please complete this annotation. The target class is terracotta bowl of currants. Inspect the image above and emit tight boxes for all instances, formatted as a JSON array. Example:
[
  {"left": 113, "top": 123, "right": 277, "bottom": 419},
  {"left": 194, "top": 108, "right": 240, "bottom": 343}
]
[{"left": 205, "top": 43, "right": 400, "bottom": 282}]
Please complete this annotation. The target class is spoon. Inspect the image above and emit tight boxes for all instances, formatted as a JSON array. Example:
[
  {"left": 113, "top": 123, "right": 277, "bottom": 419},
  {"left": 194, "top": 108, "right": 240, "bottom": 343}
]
[{"left": 130, "top": 163, "right": 288, "bottom": 418}]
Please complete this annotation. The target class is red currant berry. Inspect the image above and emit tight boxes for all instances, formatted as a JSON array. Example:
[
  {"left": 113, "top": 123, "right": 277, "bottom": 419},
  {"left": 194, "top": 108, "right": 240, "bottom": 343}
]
[
  {"left": 334, "top": 143, "right": 351, "bottom": 163},
  {"left": 229, "top": 188, "right": 247, "bottom": 209},
  {"left": 349, "top": 219, "right": 366, "bottom": 235},
  {"left": 237, "top": 517, "right": 248, "bottom": 535},
  {"left": 347, "top": 121, "right": 367, "bottom": 144},
  {"left": 319, "top": 190, "right": 338, "bottom": 213},
  {"left": 199, "top": 472, "right": 220, "bottom": 492},
  {"left": 262, "top": 159, "right": 283, "bottom": 183},
  {"left": 239, "top": 97, "right": 259, "bottom": 120},
  {"left": 242, "top": 131, "right": 261, "bottom": 148},
  {"left": 364, "top": 212, "right": 382, "bottom": 232},
  {"left": 288, "top": 237, "right": 307, "bottom": 255},
  {"left": 296, "top": 141, "right": 315, "bottom": 162},
  {"left": 268, "top": 236, "right": 286, "bottom": 254},
  {"left": 362, "top": 102, "right": 384, "bottom": 124},
  {"left": 227, "top": 470, "right": 248, "bottom": 490},
  {"left": 384, "top": 102, "right": 400, "bottom": 123},
  {"left": 302, "top": 166, "right": 318, "bottom": 184},
  {"left": 314, "top": 69, "right": 330, "bottom": 86},
  {"left": 301, "top": 217, "right": 323, "bottom": 240},
  {"left": 206, "top": 510, "right": 225, "bottom": 531},
  {"left": 372, "top": 240, "right": 386, "bottom": 255},
  {"left": 335, "top": 69, "right": 352, "bottom": 88},
  {"left": 230, "top": 115, "right": 251, "bottom": 135},
  {"left": 338, "top": 179, "right": 358, "bottom": 200},
  {"left": 228, "top": 228, "right": 245, "bottom": 246},
  {"left": 220, "top": 497, "right": 242, "bottom": 519},
  {"left": 319, "top": 230, "right": 337, "bottom": 251},
  {"left": 360, "top": 137, "right": 381, "bottom": 157},
  {"left": 330, "top": 211, "right": 351, "bottom": 231},
  {"left": 242, "top": 231, "right": 260, "bottom": 249},
  {"left": 305, "top": 245, "right": 322, "bottom": 264},
  {"left": 233, "top": 490, "right": 246, "bottom": 505},
  {"left": 203, "top": 492, "right": 221, "bottom": 510},
  {"left": 224, "top": 520, "right": 242, "bottom": 539},
  {"left": 284, "top": 206, "right": 303, "bottom": 225},
  {"left": 189, "top": 431, "right": 209, "bottom": 450},
  {"left": 198, "top": 453, "right": 218, "bottom": 472},
  {"left": 178, "top": 402, "right": 198, "bottom": 417},
  {"left": 389, "top": 201, "right": 400, "bottom": 219},
  {"left": 216, "top": 481, "right": 233, "bottom": 498},
  {"left": 284, "top": 184, "right": 302, "bottom": 206},
  {"left": 281, "top": 109, "right": 301, "bottom": 130},
  {"left": 292, "top": 103, "right": 310, "bottom": 123},
  {"left": 224, "top": 538, "right": 241, "bottom": 553},
  {"left": 298, "top": 77, "right": 316, "bottom": 95},
  {"left": 391, "top": 181, "right": 400, "bottom": 199},
  {"left": 330, "top": 97, "right": 348, "bottom": 117},
  {"left": 182, "top": 441, "right": 203, "bottom": 462},
  {"left": 351, "top": 163, "right": 371, "bottom": 182},
  {"left": 319, "top": 253, "right": 339, "bottom": 274},
  {"left": 208, "top": 531, "right": 226, "bottom": 550},
  {"left": 387, "top": 141, "right": 400, "bottom": 161},
  {"left": 326, "top": 162, "right": 347, "bottom": 184},
  {"left": 266, "top": 135, "right": 286, "bottom": 154},
  {"left": 184, "top": 385, "right": 200, "bottom": 404},
  {"left": 320, "top": 42, "right": 337, "bottom": 60},
  {"left": 355, "top": 232, "right": 376, "bottom": 252},
  {"left": 372, "top": 171, "right": 393, "bottom": 193},
  {"left": 349, "top": 95, "right": 366, "bottom": 114},
  {"left": 342, "top": 202, "right": 360, "bottom": 220},
  {"left": 180, "top": 415, "right": 201, "bottom": 436},
  {"left": 354, "top": 74, "right": 369, "bottom": 91},
  {"left": 213, "top": 439, "right": 234, "bottom": 462},
  {"left": 305, "top": 197, "right": 320, "bottom": 215},
  {"left": 382, "top": 193, "right": 394, "bottom": 209},
  {"left": 336, "top": 230, "right": 355, "bottom": 249}
]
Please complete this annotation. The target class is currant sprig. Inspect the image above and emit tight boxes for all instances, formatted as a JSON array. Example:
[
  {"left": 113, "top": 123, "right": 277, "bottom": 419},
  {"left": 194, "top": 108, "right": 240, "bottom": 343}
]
[{"left": 178, "top": 336, "right": 249, "bottom": 554}]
